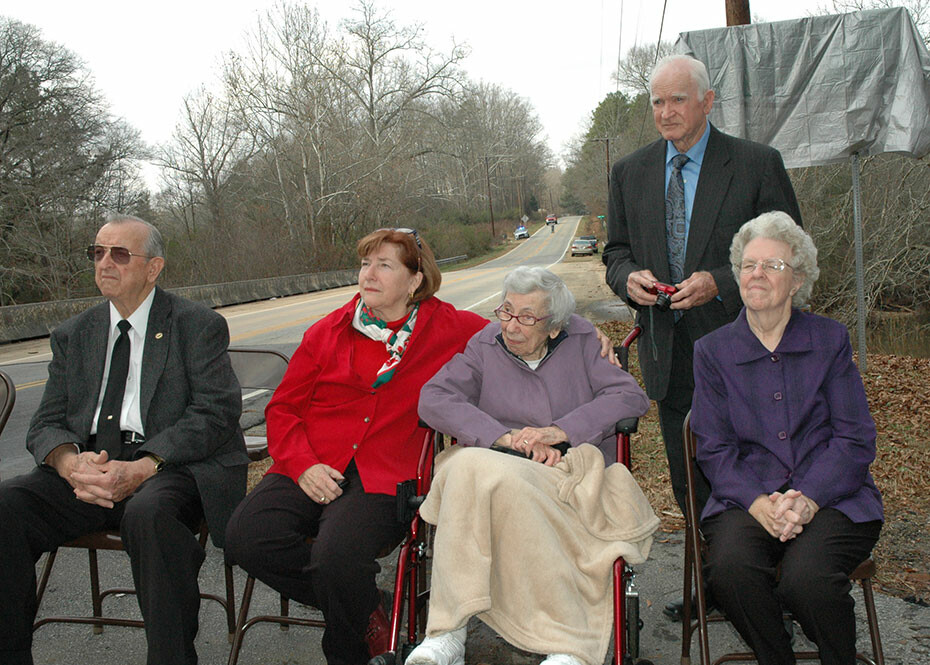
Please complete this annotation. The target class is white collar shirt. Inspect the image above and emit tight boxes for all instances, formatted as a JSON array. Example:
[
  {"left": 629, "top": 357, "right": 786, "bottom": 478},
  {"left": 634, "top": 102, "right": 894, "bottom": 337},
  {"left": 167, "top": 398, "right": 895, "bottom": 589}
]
[{"left": 90, "top": 288, "right": 156, "bottom": 436}]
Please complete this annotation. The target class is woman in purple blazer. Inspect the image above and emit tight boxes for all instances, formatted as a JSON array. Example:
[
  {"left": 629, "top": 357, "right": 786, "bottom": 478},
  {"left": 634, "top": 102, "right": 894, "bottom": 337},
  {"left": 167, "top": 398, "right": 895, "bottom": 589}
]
[{"left": 691, "top": 211, "right": 883, "bottom": 665}]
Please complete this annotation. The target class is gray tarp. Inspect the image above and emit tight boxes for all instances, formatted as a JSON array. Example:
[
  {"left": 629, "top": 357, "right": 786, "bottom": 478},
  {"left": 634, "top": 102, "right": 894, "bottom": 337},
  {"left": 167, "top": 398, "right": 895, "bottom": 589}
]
[{"left": 676, "top": 7, "right": 930, "bottom": 168}]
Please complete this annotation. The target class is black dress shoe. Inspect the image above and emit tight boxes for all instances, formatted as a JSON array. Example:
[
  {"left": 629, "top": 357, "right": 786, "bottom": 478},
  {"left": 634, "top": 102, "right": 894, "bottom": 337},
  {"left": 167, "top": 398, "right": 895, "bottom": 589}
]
[{"left": 663, "top": 593, "right": 716, "bottom": 622}]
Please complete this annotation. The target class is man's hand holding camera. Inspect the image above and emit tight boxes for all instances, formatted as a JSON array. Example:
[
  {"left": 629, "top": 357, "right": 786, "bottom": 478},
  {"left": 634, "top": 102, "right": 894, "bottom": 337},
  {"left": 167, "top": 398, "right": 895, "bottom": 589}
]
[{"left": 627, "top": 269, "right": 718, "bottom": 310}]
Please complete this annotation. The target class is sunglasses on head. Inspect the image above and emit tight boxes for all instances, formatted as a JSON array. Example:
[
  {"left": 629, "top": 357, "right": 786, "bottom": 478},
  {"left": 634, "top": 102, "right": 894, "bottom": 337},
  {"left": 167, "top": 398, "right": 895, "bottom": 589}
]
[
  {"left": 87, "top": 244, "right": 152, "bottom": 265},
  {"left": 380, "top": 227, "right": 422, "bottom": 249}
]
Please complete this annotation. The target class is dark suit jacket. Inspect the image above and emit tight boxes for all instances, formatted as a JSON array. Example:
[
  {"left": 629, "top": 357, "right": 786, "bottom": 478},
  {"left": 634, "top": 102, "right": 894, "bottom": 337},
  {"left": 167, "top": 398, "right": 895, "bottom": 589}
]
[
  {"left": 27, "top": 286, "right": 248, "bottom": 547},
  {"left": 603, "top": 124, "right": 802, "bottom": 401}
]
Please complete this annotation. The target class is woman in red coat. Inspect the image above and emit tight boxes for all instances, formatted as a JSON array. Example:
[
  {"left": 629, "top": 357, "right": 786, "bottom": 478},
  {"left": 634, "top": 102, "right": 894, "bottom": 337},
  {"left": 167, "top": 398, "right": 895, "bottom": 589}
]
[{"left": 225, "top": 229, "right": 487, "bottom": 665}]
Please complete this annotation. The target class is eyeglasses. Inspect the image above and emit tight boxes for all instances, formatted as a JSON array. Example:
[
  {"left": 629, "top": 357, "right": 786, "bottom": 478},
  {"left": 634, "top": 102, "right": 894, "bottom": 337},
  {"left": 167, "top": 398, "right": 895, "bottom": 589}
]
[
  {"left": 494, "top": 305, "right": 552, "bottom": 327},
  {"left": 739, "top": 258, "right": 795, "bottom": 274},
  {"left": 87, "top": 244, "right": 152, "bottom": 264}
]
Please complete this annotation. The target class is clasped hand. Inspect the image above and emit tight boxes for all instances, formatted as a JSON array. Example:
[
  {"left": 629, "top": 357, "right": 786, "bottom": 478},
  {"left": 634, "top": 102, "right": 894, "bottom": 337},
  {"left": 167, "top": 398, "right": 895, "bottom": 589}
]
[
  {"left": 495, "top": 425, "right": 569, "bottom": 466},
  {"left": 52, "top": 448, "right": 155, "bottom": 508},
  {"left": 749, "top": 489, "right": 819, "bottom": 542}
]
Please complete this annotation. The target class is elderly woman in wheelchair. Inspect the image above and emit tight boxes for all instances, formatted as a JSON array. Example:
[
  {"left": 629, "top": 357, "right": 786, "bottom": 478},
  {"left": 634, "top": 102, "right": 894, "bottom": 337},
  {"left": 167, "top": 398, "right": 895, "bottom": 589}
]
[
  {"left": 408, "top": 266, "right": 658, "bottom": 665},
  {"left": 691, "top": 211, "right": 883, "bottom": 665}
]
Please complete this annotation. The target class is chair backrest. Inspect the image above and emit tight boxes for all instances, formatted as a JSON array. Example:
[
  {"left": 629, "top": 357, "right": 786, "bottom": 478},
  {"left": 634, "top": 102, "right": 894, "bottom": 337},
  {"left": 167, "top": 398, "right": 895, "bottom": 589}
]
[
  {"left": 228, "top": 348, "right": 291, "bottom": 391},
  {"left": 0, "top": 369, "right": 15, "bottom": 438},
  {"left": 228, "top": 348, "right": 291, "bottom": 461},
  {"left": 681, "top": 411, "right": 701, "bottom": 530}
]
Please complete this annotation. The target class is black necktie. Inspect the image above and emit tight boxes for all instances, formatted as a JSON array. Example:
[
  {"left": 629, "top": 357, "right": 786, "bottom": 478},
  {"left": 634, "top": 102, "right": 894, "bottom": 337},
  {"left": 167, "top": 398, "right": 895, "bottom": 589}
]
[
  {"left": 96, "top": 319, "right": 131, "bottom": 457},
  {"left": 665, "top": 153, "right": 690, "bottom": 286}
]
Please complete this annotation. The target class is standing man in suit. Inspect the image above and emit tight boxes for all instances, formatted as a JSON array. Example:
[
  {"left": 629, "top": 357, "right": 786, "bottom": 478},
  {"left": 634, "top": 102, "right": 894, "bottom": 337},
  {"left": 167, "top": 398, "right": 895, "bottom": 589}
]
[
  {"left": 0, "top": 215, "right": 248, "bottom": 664},
  {"left": 603, "top": 54, "right": 802, "bottom": 620}
]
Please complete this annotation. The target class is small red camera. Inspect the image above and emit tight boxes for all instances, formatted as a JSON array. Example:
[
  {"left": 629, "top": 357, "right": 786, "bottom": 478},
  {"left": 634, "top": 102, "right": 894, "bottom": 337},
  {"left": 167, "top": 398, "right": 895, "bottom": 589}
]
[{"left": 647, "top": 282, "right": 677, "bottom": 312}]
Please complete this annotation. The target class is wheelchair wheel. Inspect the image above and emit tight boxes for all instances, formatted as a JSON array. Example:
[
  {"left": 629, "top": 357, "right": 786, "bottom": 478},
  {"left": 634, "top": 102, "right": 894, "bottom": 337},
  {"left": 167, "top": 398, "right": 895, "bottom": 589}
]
[
  {"left": 368, "top": 651, "right": 397, "bottom": 665},
  {"left": 624, "top": 586, "right": 643, "bottom": 659}
]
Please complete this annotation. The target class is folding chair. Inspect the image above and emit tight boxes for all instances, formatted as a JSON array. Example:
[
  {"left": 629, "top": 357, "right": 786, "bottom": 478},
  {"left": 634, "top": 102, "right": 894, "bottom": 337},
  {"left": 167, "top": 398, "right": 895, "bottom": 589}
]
[
  {"left": 0, "top": 369, "right": 14, "bottom": 439},
  {"left": 30, "top": 348, "right": 289, "bottom": 641},
  {"left": 227, "top": 347, "right": 291, "bottom": 461},
  {"left": 680, "top": 411, "right": 885, "bottom": 665},
  {"left": 226, "top": 425, "right": 436, "bottom": 665},
  {"left": 34, "top": 522, "right": 236, "bottom": 639}
]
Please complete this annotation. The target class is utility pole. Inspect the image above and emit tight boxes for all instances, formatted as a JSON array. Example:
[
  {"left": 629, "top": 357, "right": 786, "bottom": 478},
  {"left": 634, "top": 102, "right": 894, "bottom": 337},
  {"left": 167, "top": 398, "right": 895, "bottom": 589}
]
[
  {"left": 484, "top": 156, "right": 496, "bottom": 239},
  {"left": 726, "top": 0, "right": 751, "bottom": 26}
]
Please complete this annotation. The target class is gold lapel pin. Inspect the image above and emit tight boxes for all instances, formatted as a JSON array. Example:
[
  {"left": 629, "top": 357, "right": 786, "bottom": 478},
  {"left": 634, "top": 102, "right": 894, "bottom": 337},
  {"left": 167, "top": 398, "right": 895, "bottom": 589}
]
[{"left": 155, "top": 332, "right": 163, "bottom": 339}]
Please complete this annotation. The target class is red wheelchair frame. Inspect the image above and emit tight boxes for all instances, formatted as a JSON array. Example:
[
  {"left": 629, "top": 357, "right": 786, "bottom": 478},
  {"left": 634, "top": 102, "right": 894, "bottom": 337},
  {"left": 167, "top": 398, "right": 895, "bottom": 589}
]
[{"left": 374, "top": 324, "right": 653, "bottom": 665}]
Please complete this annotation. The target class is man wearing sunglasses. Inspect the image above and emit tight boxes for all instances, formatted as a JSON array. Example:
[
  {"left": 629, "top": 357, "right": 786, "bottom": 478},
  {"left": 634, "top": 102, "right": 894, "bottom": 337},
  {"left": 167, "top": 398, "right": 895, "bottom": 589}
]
[{"left": 0, "top": 215, "right": 248, "bottom": 665}]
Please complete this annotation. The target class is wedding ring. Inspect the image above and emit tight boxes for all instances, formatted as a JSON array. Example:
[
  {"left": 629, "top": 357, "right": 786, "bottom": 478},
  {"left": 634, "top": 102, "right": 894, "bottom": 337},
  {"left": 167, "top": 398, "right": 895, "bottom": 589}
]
[
  {"left": 523, "top": 440, "right": 529, "bottom": 445},
  {"left": 320, "top": 496, "right": 325, "bottom": 502}
]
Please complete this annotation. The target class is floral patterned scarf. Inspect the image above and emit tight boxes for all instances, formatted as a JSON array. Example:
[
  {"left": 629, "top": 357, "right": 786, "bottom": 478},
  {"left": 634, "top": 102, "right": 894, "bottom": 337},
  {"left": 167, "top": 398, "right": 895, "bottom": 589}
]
[{"left": 352, "top": 300, "right": 419, "bottom": 387}]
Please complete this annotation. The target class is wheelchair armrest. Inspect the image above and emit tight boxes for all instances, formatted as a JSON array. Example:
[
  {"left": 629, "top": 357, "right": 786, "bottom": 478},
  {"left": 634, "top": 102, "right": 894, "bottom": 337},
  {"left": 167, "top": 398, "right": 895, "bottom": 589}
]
[
  {"left": 396, "top": 479, "right": 426, "bottom": 524},
  {"left": 616, "top": 417, "right": 639, "bottom": 435}
]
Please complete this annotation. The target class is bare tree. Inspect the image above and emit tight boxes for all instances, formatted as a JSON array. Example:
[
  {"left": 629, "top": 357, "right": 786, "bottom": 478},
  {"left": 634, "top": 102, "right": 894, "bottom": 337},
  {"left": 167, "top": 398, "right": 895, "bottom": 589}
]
[
  {"left": 0, "top": 18, "right": 147, "bottom": 304},
  {"left": 612, "top": 41, "right": 674, "bottom": 98}
]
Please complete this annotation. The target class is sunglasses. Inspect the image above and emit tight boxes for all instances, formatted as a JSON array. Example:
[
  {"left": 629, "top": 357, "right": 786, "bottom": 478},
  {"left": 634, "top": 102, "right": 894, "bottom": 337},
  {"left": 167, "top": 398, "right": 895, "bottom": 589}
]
[
  {"left": 87, "top": 244, "right": 153, "bottom": 265},
  {"left": 380, "top": 227, "right": 422, "bottom": 249}
]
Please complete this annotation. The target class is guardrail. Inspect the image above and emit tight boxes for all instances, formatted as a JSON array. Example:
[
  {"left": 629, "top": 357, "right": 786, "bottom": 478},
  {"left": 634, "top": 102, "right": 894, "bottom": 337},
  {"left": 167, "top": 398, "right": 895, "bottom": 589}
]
[{"left": 0, "top": 255, "right": 468, "bottom": 345}]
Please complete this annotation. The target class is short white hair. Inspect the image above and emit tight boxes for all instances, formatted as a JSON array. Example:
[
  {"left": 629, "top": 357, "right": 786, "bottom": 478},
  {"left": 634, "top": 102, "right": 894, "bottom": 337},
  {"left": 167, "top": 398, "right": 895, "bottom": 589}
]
[
  {"left": 501, "top": 266, "right": 575, "bottom": 331},
  {"left": 650, "top": 54, "right": 711, "bottom": 98},
  {"left": 730, "top": 211, "right": 819, "bottom": 307}
]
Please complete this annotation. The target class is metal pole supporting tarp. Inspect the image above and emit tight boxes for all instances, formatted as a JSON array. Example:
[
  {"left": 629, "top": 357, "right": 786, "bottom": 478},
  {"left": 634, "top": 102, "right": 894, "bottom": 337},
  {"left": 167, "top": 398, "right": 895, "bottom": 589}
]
[{"left": 851, "top": 152, "right": 868, "bottom": 372}]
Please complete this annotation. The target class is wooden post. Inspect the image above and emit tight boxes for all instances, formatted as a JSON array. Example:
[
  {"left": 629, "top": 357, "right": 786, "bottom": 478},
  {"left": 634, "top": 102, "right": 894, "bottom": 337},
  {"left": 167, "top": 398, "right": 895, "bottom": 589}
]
[{"left": 725, "top": 0, "right": 751, "bottom": 26}]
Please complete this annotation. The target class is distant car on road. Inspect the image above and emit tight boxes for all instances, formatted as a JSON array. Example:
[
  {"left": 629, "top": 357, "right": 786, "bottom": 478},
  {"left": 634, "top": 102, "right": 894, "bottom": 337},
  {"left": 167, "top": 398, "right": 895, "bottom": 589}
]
[
  {"left": 570, "top": 238, "right": 596, "bottom": 256},
  {"left": 579, "top": 235, "right": 599, "bottom": 253},
  {"left": 514, "top": 225, "right": 529, "bottom": 240},
  {"left": 546, "top": 215, "right": 558, "bottom": 224}
]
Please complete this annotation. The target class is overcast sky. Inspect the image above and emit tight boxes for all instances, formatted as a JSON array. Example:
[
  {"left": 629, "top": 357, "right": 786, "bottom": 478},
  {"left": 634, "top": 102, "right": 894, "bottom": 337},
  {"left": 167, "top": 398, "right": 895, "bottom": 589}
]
[{"left": 7, "top": 0, "right": 821, "bottom": 180}]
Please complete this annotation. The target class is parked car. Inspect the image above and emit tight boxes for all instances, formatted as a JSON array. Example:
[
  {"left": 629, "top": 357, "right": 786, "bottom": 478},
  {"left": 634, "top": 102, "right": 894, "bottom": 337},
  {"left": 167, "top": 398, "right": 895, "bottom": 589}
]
[
  {"left": 579, "top": 235, "right": 599, "bottom": 253},
  {"left": 514, "top": 225, "right": 529, "bottom": 240},
  {"left": 570, "top": 238, "right": 596, "bottom": 256},
  {"left": 546, "top": 215, "right": 558, "bottom": 224}
]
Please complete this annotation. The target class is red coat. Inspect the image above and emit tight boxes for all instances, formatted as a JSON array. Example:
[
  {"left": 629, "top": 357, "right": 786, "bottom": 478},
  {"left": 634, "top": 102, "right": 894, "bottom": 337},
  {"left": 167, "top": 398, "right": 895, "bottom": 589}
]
[{"left": 266, "top": 294, "right": 487, "bottom": 495}]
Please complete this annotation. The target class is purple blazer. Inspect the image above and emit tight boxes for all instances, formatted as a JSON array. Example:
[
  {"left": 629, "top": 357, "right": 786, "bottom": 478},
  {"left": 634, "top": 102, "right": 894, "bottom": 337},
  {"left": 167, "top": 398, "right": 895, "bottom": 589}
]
[
  {"left": 418, "top": 315, "right": 649, "bottom": 464},
  {"left": 691, "top": 308, "right": 883, "bottom": 524}
]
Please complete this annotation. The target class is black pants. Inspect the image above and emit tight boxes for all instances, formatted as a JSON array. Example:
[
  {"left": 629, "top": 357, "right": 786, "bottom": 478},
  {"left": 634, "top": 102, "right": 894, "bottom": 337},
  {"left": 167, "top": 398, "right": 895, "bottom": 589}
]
[
  {"left": 0, "top": 465, "right": 205, "bottom": 665},
  {"left": 657, "top": 318, "right": 710, "bottom": 517},
  {"left": 224, "top": 468, "right": 406, "bottom": 665},
  {"left": 702, "top": 508, "right": 882, "bottom": 665}
]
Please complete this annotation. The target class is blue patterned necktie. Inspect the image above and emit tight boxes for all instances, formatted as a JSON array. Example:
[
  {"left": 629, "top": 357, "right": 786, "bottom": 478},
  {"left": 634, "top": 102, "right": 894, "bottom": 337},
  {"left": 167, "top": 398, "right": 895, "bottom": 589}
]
[{"left": 665, "top": 153, "right": 690, "bottom": 286}]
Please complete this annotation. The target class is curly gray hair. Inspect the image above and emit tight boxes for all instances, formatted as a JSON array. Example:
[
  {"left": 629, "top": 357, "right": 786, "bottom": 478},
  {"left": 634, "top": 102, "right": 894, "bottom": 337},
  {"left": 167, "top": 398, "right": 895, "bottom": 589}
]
[
  {"left": 501, "top": 266, "right": 575, "bottom": 331},
  {"left": 730, "top": 211, "right": 819, "bottom": 306}
]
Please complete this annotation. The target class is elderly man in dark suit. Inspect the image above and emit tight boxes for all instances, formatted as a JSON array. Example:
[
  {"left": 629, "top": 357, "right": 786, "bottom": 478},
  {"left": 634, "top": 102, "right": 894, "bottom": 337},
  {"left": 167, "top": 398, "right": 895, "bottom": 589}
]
[
  {"left": 603, "top": 54, "right": 802, "bottom": 620},
  {"left": 0, "top": 215, "right": 248, "bottom": 664}
]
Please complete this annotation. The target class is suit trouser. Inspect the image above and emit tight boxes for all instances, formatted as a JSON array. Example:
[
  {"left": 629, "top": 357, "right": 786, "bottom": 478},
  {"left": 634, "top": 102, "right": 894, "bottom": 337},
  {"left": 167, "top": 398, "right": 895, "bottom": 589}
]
[
  {"left": 224, "top": 466, "right": 406, "bottom": 665},
  {"left": 657, "top": 318, "right": 710, "bottom": 517},
  {"left": 702, "top": 508, "right": 882, "bottom": 665},
  {"left": 0, "top": 466, "right": 205, "bottom": 665}
]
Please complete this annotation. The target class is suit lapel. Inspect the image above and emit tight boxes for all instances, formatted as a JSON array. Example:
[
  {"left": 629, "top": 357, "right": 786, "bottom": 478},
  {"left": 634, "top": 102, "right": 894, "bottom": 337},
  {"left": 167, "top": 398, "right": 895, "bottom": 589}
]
[
  {"left": 140, "top": 287, "right": 172, "bottom": 425},
  {"left": 685, "top": 125, "right": 733, "bottom": 276},
  {"left": 643, "top": 140, "right": 673, "bottom": 282},
  {"left": 79, "top": 303, "right": 112, "bottom": 431}
]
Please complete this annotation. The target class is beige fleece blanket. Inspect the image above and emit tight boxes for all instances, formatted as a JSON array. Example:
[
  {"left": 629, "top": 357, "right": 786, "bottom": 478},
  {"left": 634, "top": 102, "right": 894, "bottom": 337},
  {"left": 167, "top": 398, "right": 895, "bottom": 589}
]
[{"left": 420, "top": 444, "right": 660, "bottom": 665}]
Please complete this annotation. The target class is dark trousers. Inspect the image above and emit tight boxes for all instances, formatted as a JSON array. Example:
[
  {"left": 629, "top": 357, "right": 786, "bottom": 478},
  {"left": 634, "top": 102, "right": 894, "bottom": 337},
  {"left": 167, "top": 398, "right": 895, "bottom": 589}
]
[
  {"left": 702, "top": 508, "right": 882, "bottom": 665},
  {"left": 0, "top": 465, "right": 205, "bottom": 665},
  {"left": 224, "top": 468, "right": 406, "bottom": 665},
  {"left": 657, "top": 318, "right": 710, "bottom": 517}
]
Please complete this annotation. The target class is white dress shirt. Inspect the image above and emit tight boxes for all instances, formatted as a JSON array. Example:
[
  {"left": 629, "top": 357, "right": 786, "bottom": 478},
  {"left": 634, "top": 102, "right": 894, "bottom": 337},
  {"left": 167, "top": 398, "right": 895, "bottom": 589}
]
[{"left": 90, "top": 288, "right": 156, "bottom": 436}]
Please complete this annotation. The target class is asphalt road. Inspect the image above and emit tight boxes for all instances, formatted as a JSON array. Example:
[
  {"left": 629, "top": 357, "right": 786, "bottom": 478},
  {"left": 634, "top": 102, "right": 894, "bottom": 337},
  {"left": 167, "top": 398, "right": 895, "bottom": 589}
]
[
  {"left": 0, "top": 216, "right": 582, "bottom": 479},
  {"left": 7, "top": 218, "right": 929, "bottom": 664}
]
